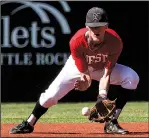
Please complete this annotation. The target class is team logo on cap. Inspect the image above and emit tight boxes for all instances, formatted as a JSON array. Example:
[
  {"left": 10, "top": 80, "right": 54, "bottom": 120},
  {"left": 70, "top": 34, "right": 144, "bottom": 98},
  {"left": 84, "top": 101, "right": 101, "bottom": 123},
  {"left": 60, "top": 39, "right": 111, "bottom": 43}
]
[{"left": 93, "top": 13, "right": 101, "bottom": 21}]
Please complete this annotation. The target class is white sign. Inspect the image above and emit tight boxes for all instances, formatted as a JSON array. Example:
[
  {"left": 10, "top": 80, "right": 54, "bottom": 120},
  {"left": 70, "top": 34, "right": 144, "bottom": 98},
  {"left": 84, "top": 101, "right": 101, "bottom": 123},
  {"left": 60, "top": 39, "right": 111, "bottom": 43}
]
[{"left": 1, "top": 1, "right": 71, "bottom": 65}]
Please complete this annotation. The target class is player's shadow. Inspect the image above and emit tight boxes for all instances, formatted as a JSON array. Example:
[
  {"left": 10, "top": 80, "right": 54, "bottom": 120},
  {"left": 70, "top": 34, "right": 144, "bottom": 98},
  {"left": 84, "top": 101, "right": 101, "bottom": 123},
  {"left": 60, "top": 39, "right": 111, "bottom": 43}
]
[
  {"left": 34, "top": 132, "right": 82, "bottom": 134},
  {"left": 128, "top": 132, "right": 149, "bottom": 135},
  {"left": 34, "top": 131, "right": 149, "bottom": 135}
]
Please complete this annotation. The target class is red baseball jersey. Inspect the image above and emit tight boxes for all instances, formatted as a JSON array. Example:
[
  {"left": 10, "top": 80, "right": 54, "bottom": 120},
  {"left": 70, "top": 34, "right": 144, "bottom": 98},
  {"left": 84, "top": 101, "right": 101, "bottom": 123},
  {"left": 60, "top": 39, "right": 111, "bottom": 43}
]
[{"left": 69, "top": 28, "right": 123, "bottom": 73}]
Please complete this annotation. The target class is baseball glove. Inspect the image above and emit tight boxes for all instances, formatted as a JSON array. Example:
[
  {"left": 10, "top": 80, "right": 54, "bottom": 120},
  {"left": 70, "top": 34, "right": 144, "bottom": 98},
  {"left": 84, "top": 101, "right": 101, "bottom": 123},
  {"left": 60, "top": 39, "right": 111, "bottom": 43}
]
[{"left": 88, "top": 98, "right": 116, "bottom": 123}]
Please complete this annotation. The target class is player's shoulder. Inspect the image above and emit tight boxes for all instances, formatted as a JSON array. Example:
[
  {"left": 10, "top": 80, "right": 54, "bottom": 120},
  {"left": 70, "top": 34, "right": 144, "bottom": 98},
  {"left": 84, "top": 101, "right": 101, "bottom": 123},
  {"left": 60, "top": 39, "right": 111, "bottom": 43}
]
[
  {"left": 106, "top": 28, "right": 123, "bottom": 51},
  {"left": 69, "top": 28, "right": 87, "bottom": 45},
  {"left": 106, "top": 28, "right": 122, "bottom": 41}
]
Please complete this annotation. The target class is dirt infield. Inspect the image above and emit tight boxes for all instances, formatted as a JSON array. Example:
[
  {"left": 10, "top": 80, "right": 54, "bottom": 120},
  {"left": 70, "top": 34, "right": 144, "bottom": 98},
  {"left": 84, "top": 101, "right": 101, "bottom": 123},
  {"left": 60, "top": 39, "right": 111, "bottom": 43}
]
[{"left": 2, "top": 122, "right": 148, "bottom": 137}]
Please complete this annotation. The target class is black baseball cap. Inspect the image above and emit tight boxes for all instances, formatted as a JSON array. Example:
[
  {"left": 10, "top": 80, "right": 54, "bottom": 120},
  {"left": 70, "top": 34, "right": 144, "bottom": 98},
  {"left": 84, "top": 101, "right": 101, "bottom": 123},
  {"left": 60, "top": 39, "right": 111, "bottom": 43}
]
[{"left": 85, "top": 7, "right": 108, "bottom": 27}]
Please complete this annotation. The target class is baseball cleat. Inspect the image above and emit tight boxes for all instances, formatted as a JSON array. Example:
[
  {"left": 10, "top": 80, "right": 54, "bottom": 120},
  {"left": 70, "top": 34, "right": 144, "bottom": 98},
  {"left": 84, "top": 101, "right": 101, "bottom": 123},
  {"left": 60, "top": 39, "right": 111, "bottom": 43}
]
[
  {"left": 9, "top": 120, "right": 34, "bottom": 134},
  {"left": 104, "top": 119, "right": 129, "bottom": 134}
]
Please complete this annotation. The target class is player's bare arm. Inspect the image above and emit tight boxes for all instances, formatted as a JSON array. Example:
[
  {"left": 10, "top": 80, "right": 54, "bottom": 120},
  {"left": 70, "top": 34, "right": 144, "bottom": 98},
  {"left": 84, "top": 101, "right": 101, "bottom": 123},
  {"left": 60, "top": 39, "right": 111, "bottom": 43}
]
[{"left": 99, "top": 68, "right": 112, "bottom": 98}]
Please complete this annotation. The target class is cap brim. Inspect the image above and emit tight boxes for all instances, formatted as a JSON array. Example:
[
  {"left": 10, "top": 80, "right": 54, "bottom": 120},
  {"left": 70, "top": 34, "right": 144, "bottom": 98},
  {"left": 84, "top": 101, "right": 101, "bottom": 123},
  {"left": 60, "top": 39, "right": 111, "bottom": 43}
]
[{"left": 85, "top": 22, "right": 108, "bottom": 27}]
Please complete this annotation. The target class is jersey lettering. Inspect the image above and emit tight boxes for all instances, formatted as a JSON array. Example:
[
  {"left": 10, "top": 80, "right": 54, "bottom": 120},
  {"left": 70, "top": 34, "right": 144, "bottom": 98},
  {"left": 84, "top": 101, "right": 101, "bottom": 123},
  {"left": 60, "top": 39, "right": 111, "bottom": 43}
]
[{"left": 86, "top": 54, "right": 108, "bottom": 64}]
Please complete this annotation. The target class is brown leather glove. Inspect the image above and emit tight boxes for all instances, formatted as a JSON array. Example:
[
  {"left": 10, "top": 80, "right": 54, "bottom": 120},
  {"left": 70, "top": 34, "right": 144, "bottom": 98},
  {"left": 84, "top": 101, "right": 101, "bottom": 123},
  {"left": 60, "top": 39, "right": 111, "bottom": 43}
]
[{"left": 88, "top": 97, "right": 116, "bottom": 123}]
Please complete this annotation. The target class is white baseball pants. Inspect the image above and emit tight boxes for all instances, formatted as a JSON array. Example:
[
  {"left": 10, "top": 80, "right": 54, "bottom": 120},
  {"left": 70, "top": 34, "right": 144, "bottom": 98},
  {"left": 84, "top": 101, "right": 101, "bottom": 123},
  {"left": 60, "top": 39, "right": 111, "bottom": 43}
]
[{"left": 39, "top": 55, "right": 139, "bottom": 108}]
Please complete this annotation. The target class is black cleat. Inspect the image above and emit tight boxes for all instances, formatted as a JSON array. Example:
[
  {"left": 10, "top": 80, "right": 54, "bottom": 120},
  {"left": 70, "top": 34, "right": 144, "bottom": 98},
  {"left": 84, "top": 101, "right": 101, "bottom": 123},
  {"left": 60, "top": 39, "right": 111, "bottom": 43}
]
[
  {"left": 9, "top": 121, "right": 34, "bottom": 134},
  {"left": 104, "top": 119, "right": 129, "bottom": 134}
]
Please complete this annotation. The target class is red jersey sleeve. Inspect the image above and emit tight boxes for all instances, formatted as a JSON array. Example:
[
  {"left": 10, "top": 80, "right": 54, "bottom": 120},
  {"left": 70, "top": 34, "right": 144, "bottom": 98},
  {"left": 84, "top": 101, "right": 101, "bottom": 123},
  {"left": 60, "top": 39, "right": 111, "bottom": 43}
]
[
  {"left": 70, "top": 40, "right": 88, "bottom": 73},
  {"left": 105, "top": 40, "right": 123, "bottom": 69}
]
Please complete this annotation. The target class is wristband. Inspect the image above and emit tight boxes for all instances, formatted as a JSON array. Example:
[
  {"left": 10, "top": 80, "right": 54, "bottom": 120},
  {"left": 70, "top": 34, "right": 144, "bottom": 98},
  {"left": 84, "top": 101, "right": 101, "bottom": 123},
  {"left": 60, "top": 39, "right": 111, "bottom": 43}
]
[{"left": 99, "top": 89, "right": 107, "bottom": 98}]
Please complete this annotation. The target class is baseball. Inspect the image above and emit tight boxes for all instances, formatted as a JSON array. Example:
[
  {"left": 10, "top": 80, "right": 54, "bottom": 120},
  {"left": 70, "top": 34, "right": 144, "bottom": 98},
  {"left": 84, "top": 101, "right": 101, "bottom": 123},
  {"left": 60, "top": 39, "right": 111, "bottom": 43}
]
[{"left": 81, "top": 107, "right": 90, "bottom": 116}]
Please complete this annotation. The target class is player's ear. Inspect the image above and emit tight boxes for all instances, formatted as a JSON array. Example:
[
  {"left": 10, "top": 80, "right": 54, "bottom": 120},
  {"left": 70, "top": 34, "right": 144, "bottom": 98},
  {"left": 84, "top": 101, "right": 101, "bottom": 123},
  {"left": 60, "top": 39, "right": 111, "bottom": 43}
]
[
  {"left": 86, "top": 26, "right": 89, "bottom": 29},
  {"left": 105, "top": 24, "right": 109, "bottom": 29}
]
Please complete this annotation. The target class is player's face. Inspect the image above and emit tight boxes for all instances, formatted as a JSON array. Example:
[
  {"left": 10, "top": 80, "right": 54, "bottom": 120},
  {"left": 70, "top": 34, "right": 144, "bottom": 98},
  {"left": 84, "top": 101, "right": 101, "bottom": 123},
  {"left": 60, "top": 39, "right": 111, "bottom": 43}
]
[
  {"left": 86, "top": 25, "right": 108, "bottom": 51},
  {"left": 87, "top": 26, "right": 107, "bottom": 43}
]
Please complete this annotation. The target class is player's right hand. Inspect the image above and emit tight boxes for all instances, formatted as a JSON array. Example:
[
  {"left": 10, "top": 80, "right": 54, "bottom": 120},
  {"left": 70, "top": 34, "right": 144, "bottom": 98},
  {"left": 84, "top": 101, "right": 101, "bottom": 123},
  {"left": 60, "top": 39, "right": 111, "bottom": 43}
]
[{"left": 74, "top": 75, "right": 89, "bottom": 91}]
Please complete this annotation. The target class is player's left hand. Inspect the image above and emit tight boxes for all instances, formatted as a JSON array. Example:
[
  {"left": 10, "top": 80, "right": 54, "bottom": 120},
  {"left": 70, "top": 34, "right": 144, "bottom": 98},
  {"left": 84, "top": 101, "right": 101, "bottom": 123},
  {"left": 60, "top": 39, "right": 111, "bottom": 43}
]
[
  {"left": 88, "top": 98, "right": 116, "bottom": 123},
  {"left": 74, "top": 75, "right": 89, "bottom": 91}
]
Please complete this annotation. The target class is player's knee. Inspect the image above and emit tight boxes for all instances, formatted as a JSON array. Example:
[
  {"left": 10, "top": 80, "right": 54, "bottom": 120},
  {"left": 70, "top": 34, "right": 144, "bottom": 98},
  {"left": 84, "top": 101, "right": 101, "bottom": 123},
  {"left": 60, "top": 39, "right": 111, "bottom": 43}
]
[
  {"left": 39, "top": 93, "right": 58, "bottom": 108},
  {"left": 122, "top": 69, "right": 139, "bottom": 90},
  {"left": 131, "top": 71, "right": 139, "bottom": 89}
]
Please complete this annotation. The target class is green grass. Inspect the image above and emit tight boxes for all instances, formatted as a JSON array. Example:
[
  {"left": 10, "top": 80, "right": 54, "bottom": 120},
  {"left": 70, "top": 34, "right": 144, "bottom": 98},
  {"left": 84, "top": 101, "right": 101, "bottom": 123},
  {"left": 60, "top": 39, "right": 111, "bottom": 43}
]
[{"left": 1, "top": 102, "right": 148, "bottom": 123}]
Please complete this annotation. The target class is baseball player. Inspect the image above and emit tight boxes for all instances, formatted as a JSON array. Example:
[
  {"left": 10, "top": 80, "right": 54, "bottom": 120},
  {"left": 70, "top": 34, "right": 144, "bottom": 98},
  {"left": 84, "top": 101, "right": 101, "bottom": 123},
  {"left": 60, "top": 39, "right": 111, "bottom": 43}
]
[{"left": 10, "top": 7, "right": 139, "bottom": 134}]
